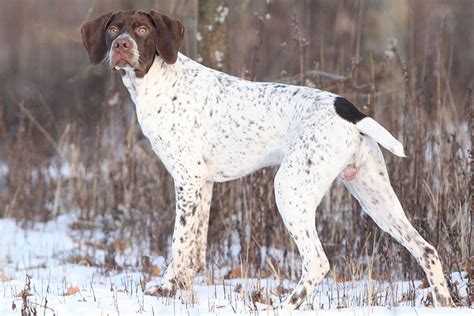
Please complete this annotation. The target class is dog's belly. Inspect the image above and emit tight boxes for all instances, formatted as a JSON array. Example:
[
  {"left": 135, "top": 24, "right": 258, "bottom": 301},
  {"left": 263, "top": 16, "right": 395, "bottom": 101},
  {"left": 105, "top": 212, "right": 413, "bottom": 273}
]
[
  {"left": 198, "top": 87, "right": 299, "bottom": 182},
  {"left": 203, "top": 143, "right": 285, "bottom": 182},
  {"left": 201, "top": 116, "right": 289, "bottom": 182}
]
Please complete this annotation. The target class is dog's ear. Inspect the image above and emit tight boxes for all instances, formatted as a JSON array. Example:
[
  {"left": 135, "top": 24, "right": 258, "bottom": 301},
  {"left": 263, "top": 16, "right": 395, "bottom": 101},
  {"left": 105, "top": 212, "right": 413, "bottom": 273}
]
[
  {"left": 149, "top": 11, "right": 185, "bottom": 64},
  {"left": 81, "top": 12, "right": 114, "bottom": 65}
]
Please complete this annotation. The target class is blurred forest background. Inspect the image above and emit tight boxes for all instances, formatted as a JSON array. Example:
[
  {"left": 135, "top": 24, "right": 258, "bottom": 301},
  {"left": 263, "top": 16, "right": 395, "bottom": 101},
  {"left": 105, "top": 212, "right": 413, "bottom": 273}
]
[{"left": 0, "top": 0, "right": 472, "bottom": 303}]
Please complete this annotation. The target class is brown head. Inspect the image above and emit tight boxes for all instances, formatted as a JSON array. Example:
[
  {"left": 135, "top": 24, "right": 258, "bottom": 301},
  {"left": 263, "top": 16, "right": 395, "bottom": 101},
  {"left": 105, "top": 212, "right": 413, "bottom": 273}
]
[{"left": 81, "top": 10, "right": 185, "bottom": 77}]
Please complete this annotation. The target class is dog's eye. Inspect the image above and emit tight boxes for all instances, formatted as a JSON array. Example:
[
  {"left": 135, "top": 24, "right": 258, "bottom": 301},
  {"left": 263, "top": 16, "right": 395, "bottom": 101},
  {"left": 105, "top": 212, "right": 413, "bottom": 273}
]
[
  {"left": 136, "top": 26, "right": 149, "bottom": 36},
  {"left": 108, "top": 26, "right": 119, "bottom": 35}
]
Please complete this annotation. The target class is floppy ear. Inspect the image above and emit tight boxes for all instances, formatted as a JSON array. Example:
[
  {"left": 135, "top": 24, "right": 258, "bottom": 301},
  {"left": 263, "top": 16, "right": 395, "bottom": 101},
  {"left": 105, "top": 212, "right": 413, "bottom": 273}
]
[
  {"left": 81, "top": 12, "right": 114, "bottom": 65},
  {"left": 149, "top": 11, "right": 185, "bottom": 64}
]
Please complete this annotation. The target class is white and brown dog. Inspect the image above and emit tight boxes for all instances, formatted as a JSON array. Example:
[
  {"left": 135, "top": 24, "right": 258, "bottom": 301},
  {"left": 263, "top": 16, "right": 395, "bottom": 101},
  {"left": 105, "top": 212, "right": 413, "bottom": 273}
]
[{"left": 81, "top": 10, "right": 453, "bottom": 308}]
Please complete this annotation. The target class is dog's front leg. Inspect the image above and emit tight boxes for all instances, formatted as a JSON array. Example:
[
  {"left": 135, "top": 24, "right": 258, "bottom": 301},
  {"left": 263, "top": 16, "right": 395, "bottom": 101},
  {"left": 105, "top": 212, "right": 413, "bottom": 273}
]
[{"left": 158, "top": 179, "right": 208, "bottom": 295}]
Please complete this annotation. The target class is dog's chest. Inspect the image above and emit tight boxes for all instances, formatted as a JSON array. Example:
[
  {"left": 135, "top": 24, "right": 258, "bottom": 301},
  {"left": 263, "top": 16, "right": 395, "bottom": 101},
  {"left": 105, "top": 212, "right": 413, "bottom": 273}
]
[{"left": 135, "top": 85, "right": 190, "bottom": 150}]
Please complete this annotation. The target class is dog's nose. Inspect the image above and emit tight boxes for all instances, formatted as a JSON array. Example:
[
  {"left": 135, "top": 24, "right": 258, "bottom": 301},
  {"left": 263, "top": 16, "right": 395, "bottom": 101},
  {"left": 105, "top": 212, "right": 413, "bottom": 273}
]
[{"left": 113, "top": 38, "right": 132, "bottom": 53}]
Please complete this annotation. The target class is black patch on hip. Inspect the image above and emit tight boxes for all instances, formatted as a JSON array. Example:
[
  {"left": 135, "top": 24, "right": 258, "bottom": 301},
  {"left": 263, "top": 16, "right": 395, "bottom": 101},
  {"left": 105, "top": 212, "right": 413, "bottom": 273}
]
[{"left": 334, "top": 97, "right": 367, "bottom": 124}]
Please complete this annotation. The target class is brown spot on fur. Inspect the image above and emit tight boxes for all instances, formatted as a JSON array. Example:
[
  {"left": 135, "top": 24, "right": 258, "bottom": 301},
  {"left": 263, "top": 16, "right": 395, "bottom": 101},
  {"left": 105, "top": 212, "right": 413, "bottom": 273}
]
[
  {"left": 298, "top": 287, "right": 307, "bottom": 299},
  {"left": 424, "top": 247, "right": 435, "bottom": 255},
  {"left": 179, "top": 215, "right": 186, "bottom": 226}
]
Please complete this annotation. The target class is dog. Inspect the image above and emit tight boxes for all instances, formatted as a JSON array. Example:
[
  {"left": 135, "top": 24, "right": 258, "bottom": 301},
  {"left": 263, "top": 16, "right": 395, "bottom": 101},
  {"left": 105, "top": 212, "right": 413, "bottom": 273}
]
[{"left": 81, "top": 10, "right": 453, "bottom": 308}]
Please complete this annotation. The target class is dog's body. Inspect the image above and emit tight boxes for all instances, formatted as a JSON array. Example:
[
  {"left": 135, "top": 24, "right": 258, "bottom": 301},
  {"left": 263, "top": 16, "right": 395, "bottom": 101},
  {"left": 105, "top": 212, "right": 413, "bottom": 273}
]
[
  {"left": 81, "top": 10, "right": 453, "bottom": 308},
  {"left": 125, "top": 54, "right": 364, "bottom": 182}
]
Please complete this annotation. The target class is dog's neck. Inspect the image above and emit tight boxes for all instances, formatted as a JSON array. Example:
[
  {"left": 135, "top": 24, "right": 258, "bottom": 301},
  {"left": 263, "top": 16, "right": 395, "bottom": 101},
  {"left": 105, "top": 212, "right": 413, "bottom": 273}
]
[{"left": 119, "top": 53, "right": 197, "bottom": 104}]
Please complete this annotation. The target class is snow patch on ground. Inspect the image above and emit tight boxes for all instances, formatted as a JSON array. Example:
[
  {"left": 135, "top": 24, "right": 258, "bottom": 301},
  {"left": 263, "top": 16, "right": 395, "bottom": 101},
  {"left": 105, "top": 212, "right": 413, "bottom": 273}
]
[{"left": 0, "top": 215, "right": 471, "bottom": 315}]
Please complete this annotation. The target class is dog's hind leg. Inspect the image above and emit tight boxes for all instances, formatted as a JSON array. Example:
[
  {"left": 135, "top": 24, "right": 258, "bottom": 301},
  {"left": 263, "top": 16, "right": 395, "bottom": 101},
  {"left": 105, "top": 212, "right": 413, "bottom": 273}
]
[
  {"left": 274, "top": 127, "right": 355, "bottom": 309},
  {"left": 343, "top": 136, "right": 453, "bottom": 307},
  {"left": 274, "top": 163, "right": 330, "bottom": 309}
]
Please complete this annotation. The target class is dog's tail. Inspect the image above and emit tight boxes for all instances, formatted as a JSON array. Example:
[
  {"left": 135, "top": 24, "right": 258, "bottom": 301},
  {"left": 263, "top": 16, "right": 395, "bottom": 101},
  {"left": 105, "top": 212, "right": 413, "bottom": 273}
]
[
  {"left": 356, "top": 117, "right": 406, "bottom": 157},
  {"left": 334, "top": 96, "right": 406, "bottom": 157}
]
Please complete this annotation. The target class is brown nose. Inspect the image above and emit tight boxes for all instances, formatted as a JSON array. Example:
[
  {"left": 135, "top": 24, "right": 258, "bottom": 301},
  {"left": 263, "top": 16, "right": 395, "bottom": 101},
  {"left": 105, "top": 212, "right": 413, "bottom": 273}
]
[{"left": 113, "top": 38, "right": 132, "bottom": 53}]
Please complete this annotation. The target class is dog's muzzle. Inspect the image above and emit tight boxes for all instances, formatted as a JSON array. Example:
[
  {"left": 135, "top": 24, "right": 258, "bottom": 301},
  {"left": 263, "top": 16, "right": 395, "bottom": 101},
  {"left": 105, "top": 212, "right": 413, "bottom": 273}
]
[{"left": 110, "top": 34, "right": 139, "bottom": 69}]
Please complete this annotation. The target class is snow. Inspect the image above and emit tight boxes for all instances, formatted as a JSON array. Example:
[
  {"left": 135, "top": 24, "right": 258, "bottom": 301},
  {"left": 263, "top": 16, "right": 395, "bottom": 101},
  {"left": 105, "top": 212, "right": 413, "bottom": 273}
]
[{"left": 0, "top": 215, "right": 471, "bottom": 316}]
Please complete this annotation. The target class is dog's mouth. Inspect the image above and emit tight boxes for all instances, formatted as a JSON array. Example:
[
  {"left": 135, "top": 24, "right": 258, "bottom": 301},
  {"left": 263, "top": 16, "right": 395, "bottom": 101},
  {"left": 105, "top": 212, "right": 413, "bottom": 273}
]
[
  {"left": 113, "top": 58, "right": 133, "bottom": 68},
  {"left": 110, "top": 53, "right": 140, "bottom": 70}
]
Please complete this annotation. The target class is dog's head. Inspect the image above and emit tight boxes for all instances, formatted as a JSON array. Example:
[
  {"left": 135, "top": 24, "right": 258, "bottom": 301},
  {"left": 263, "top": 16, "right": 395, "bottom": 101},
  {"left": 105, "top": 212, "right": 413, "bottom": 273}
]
[{"left": 81, "top": 10, "right": 184, "bottom": 77}]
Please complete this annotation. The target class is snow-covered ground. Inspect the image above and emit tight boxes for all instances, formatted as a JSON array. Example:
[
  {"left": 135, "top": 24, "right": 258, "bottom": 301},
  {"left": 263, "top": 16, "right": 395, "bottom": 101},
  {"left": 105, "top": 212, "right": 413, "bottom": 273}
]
[{"left": 0, "top": 215, "right": 471, "bottom": 316}]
